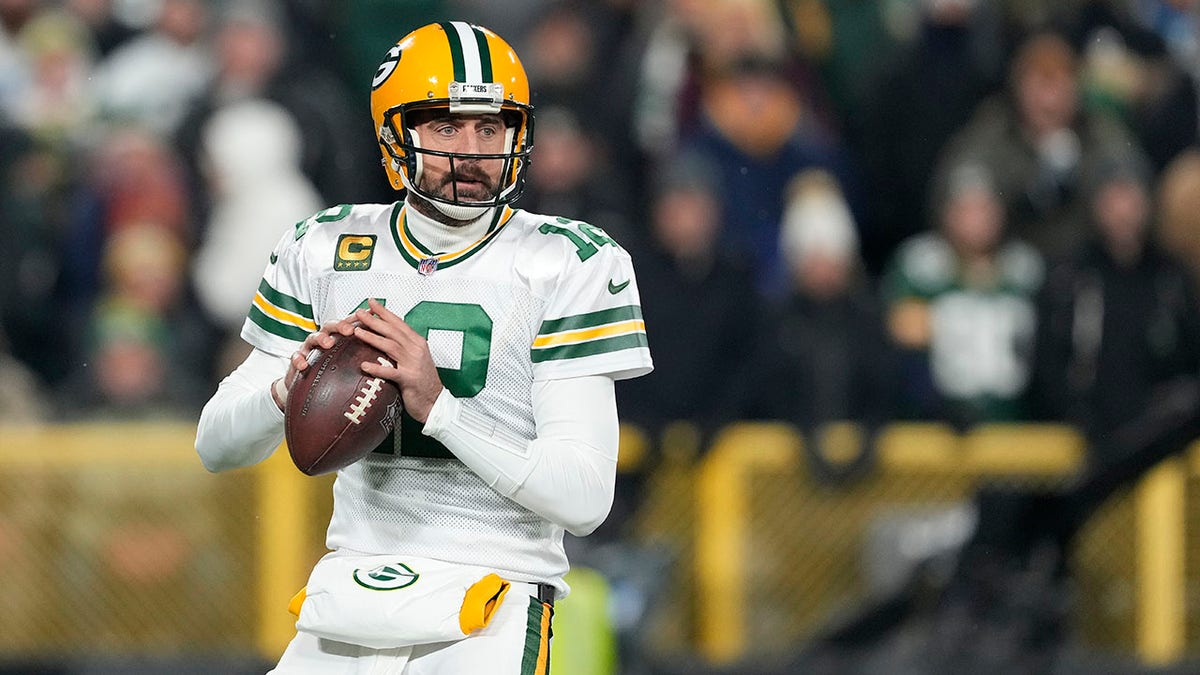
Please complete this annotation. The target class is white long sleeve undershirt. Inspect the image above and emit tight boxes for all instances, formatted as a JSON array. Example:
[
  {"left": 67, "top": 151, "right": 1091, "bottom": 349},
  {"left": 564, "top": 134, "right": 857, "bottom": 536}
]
[
  {"left": 195, "top": 348, "right": 288, "bottom": 472},
  {"left": 422, "top": 377, "right": 618, "bottom": 536},
  {"left": 195, "top": 347, "right": 620, "bottom": 535}
]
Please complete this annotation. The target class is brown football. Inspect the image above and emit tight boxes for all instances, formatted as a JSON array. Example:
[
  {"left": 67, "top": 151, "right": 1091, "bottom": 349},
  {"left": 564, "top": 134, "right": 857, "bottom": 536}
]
[{"left": 284, "top": 332, "right": 401, "bottom": 475}]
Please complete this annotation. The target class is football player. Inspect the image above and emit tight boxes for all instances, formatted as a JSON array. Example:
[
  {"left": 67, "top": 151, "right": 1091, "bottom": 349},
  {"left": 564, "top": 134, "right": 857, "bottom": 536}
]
[{"left": 195, "top": 22, "right": 652, "bottom": 674}]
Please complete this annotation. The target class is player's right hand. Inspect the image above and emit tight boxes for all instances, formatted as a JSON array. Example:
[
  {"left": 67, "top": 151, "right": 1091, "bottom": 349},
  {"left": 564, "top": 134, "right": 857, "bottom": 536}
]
[{"left": 272, "top": 319, "right": 358, "bottom": 410}]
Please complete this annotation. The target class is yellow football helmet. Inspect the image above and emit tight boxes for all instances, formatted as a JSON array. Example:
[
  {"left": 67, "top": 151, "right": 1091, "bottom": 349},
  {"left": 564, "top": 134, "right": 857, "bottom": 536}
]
[{"left": 370, "top": 22, "right": 534, "bottom": 213}]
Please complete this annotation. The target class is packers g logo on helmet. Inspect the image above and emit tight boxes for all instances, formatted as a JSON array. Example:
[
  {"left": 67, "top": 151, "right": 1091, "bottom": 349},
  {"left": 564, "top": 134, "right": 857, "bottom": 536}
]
[
  {"left": 370, "top": 22, "right": 534, "bottom": 215},
  {"left": 372, "top": 45, "right": 401, "bottom": 90}
]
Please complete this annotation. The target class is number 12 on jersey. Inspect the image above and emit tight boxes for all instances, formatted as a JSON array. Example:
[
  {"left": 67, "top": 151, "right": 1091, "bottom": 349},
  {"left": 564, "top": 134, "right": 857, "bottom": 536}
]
[{"left": 538, "top": 217, "right": 617, "bottom": 262}]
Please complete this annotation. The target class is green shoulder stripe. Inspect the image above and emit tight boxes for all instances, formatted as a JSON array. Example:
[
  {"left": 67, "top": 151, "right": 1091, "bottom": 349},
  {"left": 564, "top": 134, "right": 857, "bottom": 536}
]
[
  {"left": 531, "top": 333, "right": 649, "bottom": 363},
  {"left": 256, "top": 279, "right": 313, "bottom": 319},
  {"left": 538, "top": 305, "right": 642, "bottom": 336}
]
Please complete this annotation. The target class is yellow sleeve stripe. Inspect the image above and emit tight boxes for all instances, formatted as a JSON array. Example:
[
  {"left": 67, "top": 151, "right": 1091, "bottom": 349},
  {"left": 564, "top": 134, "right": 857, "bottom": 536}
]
[
  {"left": 531, "top": 320, "right": 645, "bottom": 348},
  {"left": 253, "top": 292, "right": 318, "bottom": 332}
]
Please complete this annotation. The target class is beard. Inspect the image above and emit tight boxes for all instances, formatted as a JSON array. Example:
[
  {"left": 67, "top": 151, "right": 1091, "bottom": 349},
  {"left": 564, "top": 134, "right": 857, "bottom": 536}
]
[
  {"left": 408, "top": 162, "right": 503, "bottom": 226},
  {"left": 425, "top": 162, "right": 501, "bottom": 203}
]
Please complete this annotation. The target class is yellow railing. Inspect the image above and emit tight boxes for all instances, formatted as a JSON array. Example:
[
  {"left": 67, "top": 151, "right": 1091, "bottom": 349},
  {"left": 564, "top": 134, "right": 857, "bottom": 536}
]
[
  {"left": 0, "top": 422, "right": 320, "bottom": 661},
  {"left": 0, "top": 421, "right": 1195, "bottom": 665},
  {"left": 1136, "top": 457, "right": 1187, "bottom": 664},
  {"left": 253, "top": 448, "right": 316, "bottom": 659},
  {"left": 689, "top": 422, "right": 1195, "bottom": 666}
]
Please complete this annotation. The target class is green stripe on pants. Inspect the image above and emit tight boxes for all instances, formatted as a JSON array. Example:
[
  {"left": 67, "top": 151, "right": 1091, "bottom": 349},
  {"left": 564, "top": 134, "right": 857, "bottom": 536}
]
[{"left": 520, "top": 596, "right": 552, "bottom": 675}]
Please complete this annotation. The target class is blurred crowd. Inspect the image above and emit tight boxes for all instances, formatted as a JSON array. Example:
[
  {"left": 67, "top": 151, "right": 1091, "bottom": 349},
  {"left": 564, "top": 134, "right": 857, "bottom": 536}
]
[
  {"left": 1, "top": 0, "right": 1200, "bottom": 472},
  {"left": 0, "top": 1, "right": 1198, "bottom": 673}
]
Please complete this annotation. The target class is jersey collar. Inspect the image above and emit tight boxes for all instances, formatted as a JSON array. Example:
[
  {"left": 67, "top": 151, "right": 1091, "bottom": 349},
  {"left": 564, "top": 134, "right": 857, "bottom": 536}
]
[{"left": 389, "top": 202, "right": 514, "bottom": 272}]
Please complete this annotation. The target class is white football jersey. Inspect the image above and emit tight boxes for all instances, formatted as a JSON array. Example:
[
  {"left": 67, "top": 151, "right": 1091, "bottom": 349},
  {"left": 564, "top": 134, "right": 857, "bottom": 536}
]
[{"left": 242, "top": 202, "right": 653, "bottom": 585}]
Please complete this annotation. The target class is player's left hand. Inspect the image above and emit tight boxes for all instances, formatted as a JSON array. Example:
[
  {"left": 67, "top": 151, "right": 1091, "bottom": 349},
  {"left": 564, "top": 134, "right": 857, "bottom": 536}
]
[{"left": 352, "top": 298, "right": 444, "bottom": 423}]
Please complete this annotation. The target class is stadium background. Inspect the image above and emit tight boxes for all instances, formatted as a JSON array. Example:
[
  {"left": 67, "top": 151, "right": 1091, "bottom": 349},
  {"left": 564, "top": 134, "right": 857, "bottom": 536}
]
[{"left": 1, "top": 0, "right": 1200, "bottom": 673}]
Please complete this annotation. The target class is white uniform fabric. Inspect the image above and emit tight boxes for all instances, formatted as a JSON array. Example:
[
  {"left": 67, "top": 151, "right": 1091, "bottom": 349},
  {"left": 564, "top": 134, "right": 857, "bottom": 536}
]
[
  {"left": 295, "top": 553, "right": 505, "bottom": 649},
  {"left": 196, "top": 354, "right": 619, "bottom": 538},
  {"left": 197, "top": 201, "right": 652, "bottom": 595},
  {"left": 196, "top": 348, "right": 288, "bottom": 472},
  {"left": 423, "top": 377, "right": 620, "bottom": 537},
  {"left": 270, "top": 586, "right": 552, "bottom": 675}
]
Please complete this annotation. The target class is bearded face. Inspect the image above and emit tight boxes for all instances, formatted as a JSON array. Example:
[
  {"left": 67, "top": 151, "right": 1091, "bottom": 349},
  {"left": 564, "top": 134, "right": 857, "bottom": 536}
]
[{"left": 412, "top": 113, "right": 507, "bottom": 204}]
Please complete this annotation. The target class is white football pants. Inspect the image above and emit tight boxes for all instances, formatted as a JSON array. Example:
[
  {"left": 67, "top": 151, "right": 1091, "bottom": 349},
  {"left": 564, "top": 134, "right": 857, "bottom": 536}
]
[{"left": 269, "top": 586, "right": 553, "bottom": 675}]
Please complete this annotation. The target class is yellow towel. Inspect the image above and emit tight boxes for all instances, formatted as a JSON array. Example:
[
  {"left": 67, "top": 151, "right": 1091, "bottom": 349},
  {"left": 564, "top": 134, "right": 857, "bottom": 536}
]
[{"left": 459, "top": 573, "right": 510, "bottom": 634}]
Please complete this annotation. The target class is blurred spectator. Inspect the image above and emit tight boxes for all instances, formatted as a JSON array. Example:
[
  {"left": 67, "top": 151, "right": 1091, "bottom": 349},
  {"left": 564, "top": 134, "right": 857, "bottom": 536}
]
[
  {"left": 779, "top": 0, "right": 900, "bottom": 129},
  {"left": 0, "top": 0, "right": 38, "bottom": 120},
  {"left": 517, "top": 105, "right": 635, "bottom": 245},
  {"left": 855, "top": 0, "right": 1006, "bottom": 272},
  {"left": 680, "top": 0, "right": 791, "bottom": 72},
  {"left": 0, "top": 10, "right": 98, "bottom": 386},
  {"left": 11, "top": 9, "right": 96, "bottom": 141},
  {"left": 176, "top": 2, "right": 385, "bottom": 219},
  {"left": 737, "top": 170, "right": 894, "bottom": 439},
  {"left": 935, "top": 30, "right": 1150, "bottom": 261},
  {"left": 0, "top": 328, "right": 48, "bottom": 422},
  {"left": 630, "top": 0, "right": 800, "bottom": 158},
  {"left": 60, "top": 127, "right": 192, "bottom": 331},
  {"left": 0, "top": 111, "right": 83, "bottom": 386},
  {"left": 1156, "top": 146, "right": 1200, "bottom": 283},
  {"left": 1031, "top": 151, "right": 1200, "bottom": 454},
  {"left": 57, "top": 222, "right": 208, "bottom": 419},
  {"left": 90, "top": 0, "right": 212, "bottom": 135},
  {"left": 1066, "top": 2, "right": 1199, "bottom": 172},
  {"left": 628, "top": 1, "right": 694, "bottom": 159},
  {"left": 64, "top": 0, "right": 139, "bottom": 57},
  {"left": 192, "top": 98, "right": 323, "bottom": 377},
  {"left": 680, "top": 54, "right": 856, "bottom": 297},
  {"left": 615, "top": 152, "right": 761, "bottom": 438},
  {"left": 521, "top": 1, "right": 633, "bottom": 146},
  {"left": 883, "top": 151, "right": 1200, "bottom": 675},
  {"left": 882, "top": 163, "right": 1043, "bottom": 427},
  {"left": 1132, "top": 0, "right": 1199, "bottom": 82}
]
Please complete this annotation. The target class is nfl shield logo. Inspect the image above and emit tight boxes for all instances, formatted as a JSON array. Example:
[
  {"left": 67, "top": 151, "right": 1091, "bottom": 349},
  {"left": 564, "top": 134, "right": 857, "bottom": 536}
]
[{"left": 417, "top": 257, "right": 439, "bottom": 276}]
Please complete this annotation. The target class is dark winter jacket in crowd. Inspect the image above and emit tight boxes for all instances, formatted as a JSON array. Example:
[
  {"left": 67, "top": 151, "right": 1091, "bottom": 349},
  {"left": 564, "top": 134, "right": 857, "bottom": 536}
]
[
  {"left": 1032, "top": 238, "right": 1200, "bottom": 454},
  {"left": 615, "top": 244, "right": 761, "bottom": 437},
  {"left": 738, "top": 290, "right": 896, "bottom": 432}
]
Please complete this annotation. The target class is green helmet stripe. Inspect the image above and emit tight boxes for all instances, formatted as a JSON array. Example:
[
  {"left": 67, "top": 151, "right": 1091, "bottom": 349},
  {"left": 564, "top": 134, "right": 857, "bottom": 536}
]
[
  {"left": 445, "top": 21, "right": 487, "bottom": 83},
  {"left": 439, "top": 21, "right": 467, "bottom": 81},
  {"left": 471, "top": 26, "right": 493, "bottom": 82}
]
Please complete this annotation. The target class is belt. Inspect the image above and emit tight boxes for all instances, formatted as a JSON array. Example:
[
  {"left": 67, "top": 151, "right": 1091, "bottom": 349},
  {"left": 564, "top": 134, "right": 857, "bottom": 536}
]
[{"left": 511, "top": 581, "right": 556, "bottom": 607}]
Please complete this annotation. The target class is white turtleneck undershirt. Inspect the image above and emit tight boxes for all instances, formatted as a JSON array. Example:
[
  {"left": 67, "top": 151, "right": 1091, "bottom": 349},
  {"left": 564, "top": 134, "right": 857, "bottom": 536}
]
[
  {"left": 403, "top": 200, "right": 493, "bottom": 254},
  {"left": 195, "top": 199, "right": 621, "bottom": 537}
]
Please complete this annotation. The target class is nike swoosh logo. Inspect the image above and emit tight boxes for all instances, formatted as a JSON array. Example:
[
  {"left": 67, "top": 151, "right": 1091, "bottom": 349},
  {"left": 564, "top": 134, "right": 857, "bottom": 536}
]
[
  {"left": 269, "top": 252, "right": 279, "bottom": 264},
  {"left": 608, "top": 279, "right": 630, "bottom": 294}
]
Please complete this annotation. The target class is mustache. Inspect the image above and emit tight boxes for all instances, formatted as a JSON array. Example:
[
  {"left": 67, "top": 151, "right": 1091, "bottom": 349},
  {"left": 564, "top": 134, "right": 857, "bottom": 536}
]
[{"left": 440, "top": 168, "right": 495, "bottom": 188}]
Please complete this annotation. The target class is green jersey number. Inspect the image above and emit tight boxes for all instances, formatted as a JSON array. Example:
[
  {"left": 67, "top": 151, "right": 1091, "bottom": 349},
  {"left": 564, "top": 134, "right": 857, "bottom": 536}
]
[
  {"left": 295, "top": 204, "right": 352, "bottom": 240},
  {"left": 404, "top": 301, "right": 492, "bottom": 397},
  {"left": 538, "top": 217, "right": 617, "bottom": 262},
  {"left": 369, "top": 300, "right": 493, "bottom": 459}
]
